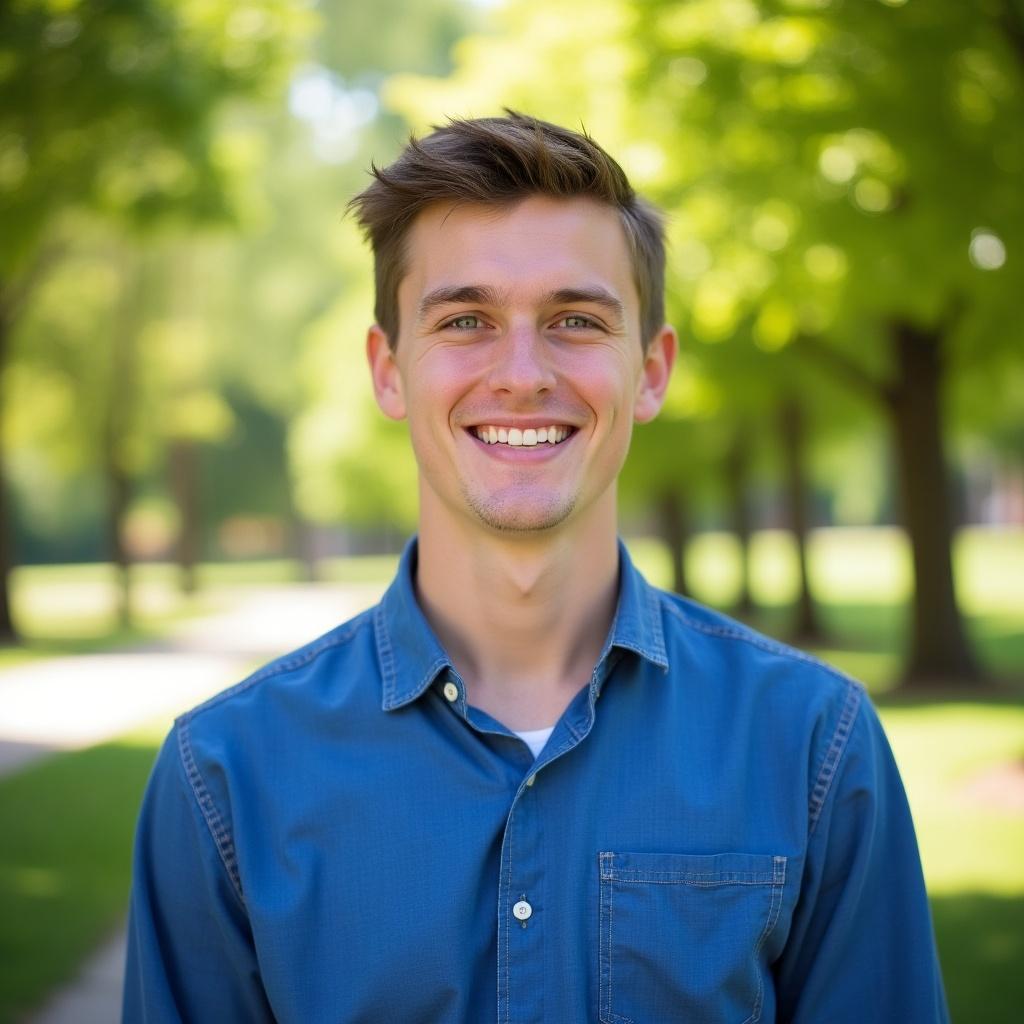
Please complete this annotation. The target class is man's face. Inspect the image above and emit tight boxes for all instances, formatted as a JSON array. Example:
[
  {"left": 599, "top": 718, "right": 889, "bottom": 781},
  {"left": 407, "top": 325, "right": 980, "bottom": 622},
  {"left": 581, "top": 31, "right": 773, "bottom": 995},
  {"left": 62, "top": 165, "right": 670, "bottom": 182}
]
[{"left": 368, "top": 196, "right": 675, "bottom": 537}]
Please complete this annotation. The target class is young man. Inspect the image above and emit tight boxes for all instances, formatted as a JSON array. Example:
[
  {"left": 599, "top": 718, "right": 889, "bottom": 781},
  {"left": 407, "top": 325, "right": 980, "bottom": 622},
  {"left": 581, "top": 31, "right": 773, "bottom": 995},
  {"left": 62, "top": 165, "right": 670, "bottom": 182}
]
[{"left": 124, "top": 113, "right": 949, "bottom": 1022}]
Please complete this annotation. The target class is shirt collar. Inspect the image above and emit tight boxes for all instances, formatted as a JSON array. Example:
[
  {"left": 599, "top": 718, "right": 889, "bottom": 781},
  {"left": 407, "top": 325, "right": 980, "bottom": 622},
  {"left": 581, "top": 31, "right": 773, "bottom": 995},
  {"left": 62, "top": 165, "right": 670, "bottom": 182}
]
[{"left": 375, "top": 536, "right": 669, "bottom": 711}]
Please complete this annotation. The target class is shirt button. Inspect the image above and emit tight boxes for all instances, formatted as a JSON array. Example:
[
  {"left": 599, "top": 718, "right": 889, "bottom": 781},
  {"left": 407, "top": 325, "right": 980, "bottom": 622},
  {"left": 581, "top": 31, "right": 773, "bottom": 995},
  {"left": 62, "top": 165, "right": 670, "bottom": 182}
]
[
  {"left": 512, "top": 900, "right": 533, "bottom": 921},
  {"left": 442, "top": 681, "right": 459, "bottom": 702},
  {"left": 525, "top": 774, "right": 536, "bottom": 787}
]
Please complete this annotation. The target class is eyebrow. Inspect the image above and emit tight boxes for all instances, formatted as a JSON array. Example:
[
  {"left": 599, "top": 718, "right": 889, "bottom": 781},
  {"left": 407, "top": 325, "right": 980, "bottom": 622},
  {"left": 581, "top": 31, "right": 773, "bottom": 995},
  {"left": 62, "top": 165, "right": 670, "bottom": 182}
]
[
  {"left": 417, "top": 284, "right": 626, "bottom": 324},
  {"left": 546, "top": 287, "right": 625, "bottom": 323},
  {"left": 418, "top": 285, "right": 506, "bottom": 321}
]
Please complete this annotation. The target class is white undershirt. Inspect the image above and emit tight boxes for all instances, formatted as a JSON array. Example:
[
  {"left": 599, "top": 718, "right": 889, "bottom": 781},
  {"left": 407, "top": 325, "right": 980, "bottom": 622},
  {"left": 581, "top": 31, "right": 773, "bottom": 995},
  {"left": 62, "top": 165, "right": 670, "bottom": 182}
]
[{"left": 513, "top": 725, "right": 555, "bottom": 759}]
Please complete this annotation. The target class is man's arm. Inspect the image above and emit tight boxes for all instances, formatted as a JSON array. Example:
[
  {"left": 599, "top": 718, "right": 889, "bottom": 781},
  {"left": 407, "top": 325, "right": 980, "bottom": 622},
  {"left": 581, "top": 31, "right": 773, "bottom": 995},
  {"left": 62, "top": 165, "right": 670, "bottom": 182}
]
[
  {"left": 775, "top": 693, "right": 949, "bottom": 1022},
  {"left": 123, "top": 726, "right": 275, "bottom": 1023}
]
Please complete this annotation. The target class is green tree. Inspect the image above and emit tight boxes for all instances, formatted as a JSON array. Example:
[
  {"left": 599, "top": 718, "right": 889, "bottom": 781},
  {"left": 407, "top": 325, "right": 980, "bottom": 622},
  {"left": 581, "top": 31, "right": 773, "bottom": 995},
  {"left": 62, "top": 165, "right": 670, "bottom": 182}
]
[
  {"left": 0, "top": 0, "right": 305, "bottom": 637},
  {"left": 384, "top": 0, "right": 1023, "bottom": 686},
  {"left": 635, "top": 0, "right": 1022, "bottom": 683}
]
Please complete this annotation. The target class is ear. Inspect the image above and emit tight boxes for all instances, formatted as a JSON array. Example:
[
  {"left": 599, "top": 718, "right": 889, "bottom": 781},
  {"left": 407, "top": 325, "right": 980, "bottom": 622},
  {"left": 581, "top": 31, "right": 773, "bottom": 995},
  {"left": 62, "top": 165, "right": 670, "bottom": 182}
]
[
  {"left": 367, "top": 325, "right": 406, "bottom": 420},
  {"left": 633, "top": 324, "right": 678, "bottom": 424}
]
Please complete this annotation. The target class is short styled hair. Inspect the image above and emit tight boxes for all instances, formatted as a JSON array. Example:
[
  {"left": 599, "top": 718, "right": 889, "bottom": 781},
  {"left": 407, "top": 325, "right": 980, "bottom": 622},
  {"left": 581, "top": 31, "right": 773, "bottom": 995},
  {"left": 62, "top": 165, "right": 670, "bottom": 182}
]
[{"left": 348, "top": 111, "right": 666, "bottom": 348}]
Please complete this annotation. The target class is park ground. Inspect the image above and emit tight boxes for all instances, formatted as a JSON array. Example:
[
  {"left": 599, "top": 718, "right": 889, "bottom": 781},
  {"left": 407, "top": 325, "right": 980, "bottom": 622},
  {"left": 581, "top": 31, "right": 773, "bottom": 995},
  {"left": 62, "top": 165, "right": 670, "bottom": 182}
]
[{"left": 0, "top": 526, "right": 1021, "bottom": 1023}]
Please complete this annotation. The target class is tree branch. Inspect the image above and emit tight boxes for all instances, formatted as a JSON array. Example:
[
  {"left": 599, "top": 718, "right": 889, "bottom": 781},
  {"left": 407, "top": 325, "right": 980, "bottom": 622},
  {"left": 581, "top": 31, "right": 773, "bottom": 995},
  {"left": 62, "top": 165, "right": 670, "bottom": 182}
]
[{"left": 790, "top": 333, "right": 889, "bottom": 406}]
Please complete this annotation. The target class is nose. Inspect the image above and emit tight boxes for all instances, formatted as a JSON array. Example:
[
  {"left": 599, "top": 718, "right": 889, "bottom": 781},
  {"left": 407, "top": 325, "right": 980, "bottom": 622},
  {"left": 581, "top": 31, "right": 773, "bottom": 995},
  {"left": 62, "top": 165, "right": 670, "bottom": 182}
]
[{"left": 487, "top": 322, "right": 557, "bottom": 396}]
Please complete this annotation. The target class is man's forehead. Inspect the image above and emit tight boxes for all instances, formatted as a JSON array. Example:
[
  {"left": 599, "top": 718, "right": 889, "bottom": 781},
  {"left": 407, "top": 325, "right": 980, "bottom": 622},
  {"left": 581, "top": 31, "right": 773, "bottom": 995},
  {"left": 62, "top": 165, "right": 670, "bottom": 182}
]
[{"left": 399, "top": 196, "right": 637, "bottom": 305}]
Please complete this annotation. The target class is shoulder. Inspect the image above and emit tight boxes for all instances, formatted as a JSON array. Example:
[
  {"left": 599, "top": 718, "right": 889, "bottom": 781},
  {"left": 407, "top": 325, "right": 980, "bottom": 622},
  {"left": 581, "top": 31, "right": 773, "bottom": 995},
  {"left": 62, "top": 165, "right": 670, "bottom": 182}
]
[
  {"left": 177, "top": 603, "right": 380, "bottom": 756},
  {"left": 656, "top": 588, "right": 858, "bottom": 694},
  {"left": 651, "top": 587, "right": 868, "bottom": 800}
]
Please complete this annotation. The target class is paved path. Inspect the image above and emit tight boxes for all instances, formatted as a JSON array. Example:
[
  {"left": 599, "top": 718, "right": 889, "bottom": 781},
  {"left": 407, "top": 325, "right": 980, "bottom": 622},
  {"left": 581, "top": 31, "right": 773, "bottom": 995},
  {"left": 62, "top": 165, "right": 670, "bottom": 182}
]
[{"left": 0, "top": 580, "right": 385, "bottom": 1023}]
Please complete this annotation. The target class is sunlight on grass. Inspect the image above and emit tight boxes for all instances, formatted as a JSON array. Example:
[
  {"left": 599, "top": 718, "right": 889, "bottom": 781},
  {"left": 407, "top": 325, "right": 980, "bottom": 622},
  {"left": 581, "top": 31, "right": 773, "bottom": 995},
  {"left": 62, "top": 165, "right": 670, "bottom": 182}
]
[
  {"left": 317, "top": 554, "right": 402, "bottom": 584},
  {"left": 627, "top": 526, "right": 1024, "bottom": 692},
  {"left": 4, "top": 563, "right": 213, "bottom": 670},
  {"left": 880, "top": 703, "right": 1024, "bottom": 896},
  {"left": 630, "top": 525, "right": 1024, "bottom": 616}
]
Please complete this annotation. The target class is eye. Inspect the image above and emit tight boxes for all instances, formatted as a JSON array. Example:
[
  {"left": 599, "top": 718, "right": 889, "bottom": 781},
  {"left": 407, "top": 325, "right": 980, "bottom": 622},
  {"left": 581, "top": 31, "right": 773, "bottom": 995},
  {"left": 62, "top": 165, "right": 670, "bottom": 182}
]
[
  {"left": 553, "top": 314, "right": 599, "bottom": 330},
  {"left": 445, "top": 314, "right": 483, "bottom": 330}
]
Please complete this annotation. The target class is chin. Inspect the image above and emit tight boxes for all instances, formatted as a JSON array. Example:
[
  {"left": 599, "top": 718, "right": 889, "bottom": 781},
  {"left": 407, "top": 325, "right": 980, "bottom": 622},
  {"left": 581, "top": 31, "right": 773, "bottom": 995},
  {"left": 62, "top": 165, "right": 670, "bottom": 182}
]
[{"left": 466, "top": 493, "right": 577, "bottom": 534}]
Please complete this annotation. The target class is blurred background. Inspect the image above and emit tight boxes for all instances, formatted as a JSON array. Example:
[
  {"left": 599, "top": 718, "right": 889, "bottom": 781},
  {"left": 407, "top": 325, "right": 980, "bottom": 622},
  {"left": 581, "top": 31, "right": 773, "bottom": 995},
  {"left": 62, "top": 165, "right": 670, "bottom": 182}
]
[{"left": 0, "top": 0, "right": 1021, "bottom": 1020}]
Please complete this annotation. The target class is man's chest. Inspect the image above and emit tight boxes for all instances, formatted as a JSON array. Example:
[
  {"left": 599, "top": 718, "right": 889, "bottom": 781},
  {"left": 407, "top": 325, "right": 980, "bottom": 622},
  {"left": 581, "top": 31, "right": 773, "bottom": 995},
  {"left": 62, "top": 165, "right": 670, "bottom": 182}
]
[{"left": 232, "top": 716, "right": 806, "bottom": 1023}]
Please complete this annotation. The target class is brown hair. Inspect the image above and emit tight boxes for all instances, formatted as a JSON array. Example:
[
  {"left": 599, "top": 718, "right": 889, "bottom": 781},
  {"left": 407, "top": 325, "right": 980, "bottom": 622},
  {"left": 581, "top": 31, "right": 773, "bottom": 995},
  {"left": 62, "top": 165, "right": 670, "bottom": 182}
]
[{"left": 348, "top": 111, "right": 666, "bottom": 348}]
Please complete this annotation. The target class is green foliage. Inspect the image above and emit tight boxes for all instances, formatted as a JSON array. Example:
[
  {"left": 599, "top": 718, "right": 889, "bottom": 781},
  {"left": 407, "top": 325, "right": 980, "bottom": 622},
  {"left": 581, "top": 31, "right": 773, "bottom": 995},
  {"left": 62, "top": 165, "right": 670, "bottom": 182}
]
[
  {"left": 0, "top": 0, "right": 308, "bottom": 274},
  {"left": 381, "top": 0, "right": 1023, "bottom": 505},
  {"left": 315, "top": 0, "right": 471, "bottom": 82}
]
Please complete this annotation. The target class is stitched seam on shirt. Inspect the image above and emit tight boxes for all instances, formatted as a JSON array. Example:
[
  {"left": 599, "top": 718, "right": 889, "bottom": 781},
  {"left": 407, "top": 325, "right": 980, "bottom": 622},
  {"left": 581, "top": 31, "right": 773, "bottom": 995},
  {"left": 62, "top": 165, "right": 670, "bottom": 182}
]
[
  {"left": 185, "top": 614, "right": 371, "bottom": 722},
  {"left": 505, "top": 813, "right": 513, "bottom": 1024},
  {"left": 177, "top": 718, "right": 244, "bottom": 906},
  {"left": 742, "top": 856, "right": 787, "bottom": 1024},
  {"left": 606, "top": 872, "right": 635, "bottom": 1024},
  {"left": 660, "top": 598, "right": 857, "bottom": 686},
  {"left": 599, "top": 853, "right": 608, "bottom": 1022},
  {"left": 374, "top": 603, "right": 397, "bottom": 707},
  {"left": 609, "top": 876, "right": 780, "bottom": 886},
  {"left": 808, "top": 681, "right": 862, "bottom": 834},
  {"left": 600, "top": 865, "right": 780, "bottom": 883},
  {"left": 609, "top": 868, "right": 615, "bottom": 1022},
  {"left": 645, "top": 583, "right": 668, "bottom": 664}
]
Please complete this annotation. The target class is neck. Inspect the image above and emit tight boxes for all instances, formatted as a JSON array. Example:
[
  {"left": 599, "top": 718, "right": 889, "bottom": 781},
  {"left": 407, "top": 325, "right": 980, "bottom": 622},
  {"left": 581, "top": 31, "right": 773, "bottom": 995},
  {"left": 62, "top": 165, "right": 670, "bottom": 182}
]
[{"left": 415, "top": 499, "right": 620, "bottom": 731}]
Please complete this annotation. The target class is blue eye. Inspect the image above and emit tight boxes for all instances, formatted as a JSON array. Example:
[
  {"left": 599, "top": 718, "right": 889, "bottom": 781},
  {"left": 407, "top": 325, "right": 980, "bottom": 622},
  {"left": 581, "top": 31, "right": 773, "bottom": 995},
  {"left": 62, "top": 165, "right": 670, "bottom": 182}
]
[
  {"left": 557, "top": 315, "right": 597, "bottom": 329},
  {"left": 448, "top": 315, "right": 481, "bottom": 329}
]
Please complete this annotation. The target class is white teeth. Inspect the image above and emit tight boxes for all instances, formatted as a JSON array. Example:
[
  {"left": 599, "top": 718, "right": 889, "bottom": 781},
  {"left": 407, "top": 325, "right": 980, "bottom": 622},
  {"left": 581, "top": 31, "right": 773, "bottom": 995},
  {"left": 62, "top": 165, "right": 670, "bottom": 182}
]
[{"left": 474, "top": 425, "right": 572, "bottom": 446}]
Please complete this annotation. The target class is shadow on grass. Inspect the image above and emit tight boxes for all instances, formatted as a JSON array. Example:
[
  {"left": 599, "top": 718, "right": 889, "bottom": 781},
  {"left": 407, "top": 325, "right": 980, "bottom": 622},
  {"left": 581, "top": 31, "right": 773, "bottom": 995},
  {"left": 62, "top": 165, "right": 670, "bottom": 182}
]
[
  {"left": 0, "top": 737, "right": 161, "bottom": 1024},
  {"left": 931, "top": 891, "right": 1024, "bottom": 1024}
]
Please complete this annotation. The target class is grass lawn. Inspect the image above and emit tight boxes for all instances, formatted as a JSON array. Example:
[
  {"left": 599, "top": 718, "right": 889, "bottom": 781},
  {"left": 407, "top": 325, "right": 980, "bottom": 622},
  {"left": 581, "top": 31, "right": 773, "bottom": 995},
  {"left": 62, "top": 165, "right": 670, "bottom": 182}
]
[
  {"left": 0, "top": 529, "right": 1021, "bottom": 1021},
  {"left": 0, "top": 724, "right": 166, "bottom": 1024},
  {"left": 880, "top": 701, "right": 1024, "bottom": 1023}
]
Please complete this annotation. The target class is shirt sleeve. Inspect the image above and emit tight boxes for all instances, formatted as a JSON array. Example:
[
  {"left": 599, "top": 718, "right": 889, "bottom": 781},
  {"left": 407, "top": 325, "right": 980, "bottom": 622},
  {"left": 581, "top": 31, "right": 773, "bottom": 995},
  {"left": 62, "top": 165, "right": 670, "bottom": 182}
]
[
  {"left": 775, "top": 690, "right": 950, "bottom": 1023},
  {"left": 122, "top": 724, "right": 276, "bottom": 1023}
]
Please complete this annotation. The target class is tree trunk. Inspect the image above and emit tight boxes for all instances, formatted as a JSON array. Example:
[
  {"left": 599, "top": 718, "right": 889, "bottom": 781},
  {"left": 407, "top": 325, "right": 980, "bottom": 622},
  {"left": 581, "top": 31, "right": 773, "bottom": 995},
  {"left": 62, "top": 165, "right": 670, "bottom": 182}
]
[
  {"left": 170, "top": 440, "right": 201, "bottom": 594},
  {"left": 725, "top": 427, "right": 754, "bottom": 616},
  {"left": 106, "top": 455, "right": 133, "bottom": 628},
  {"left": 0, "top": 292, "right": 17, "bottom": 642},
  {"left": 104, "top": 261, "right": 140, "bottom": 628},
  {"left": 285, "top": 482, "right": 317, "bottom": 583},
  {"left": 887, "top": 321, "right": 981, "bottom": 684},
  {"left": 778, "top": 396, "right": 823, "bottom": 642},
  {"left": 655, "top": 488, "right": 690, "bottom": 596}
]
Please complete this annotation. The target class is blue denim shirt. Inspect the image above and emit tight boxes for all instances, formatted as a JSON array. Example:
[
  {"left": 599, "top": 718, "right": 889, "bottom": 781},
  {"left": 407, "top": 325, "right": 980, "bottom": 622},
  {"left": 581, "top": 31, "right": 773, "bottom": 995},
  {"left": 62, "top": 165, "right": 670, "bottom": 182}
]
[{"left": 124, "top": 540, "right": 948, "bottom": 1022}]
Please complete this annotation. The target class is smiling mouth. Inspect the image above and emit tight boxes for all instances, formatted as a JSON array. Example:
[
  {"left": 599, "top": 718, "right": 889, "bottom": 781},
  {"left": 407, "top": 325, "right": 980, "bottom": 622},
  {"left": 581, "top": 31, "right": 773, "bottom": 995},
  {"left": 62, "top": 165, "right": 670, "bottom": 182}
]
[{"left": 471, "top": 425, "right": 575, "bottom": 447}]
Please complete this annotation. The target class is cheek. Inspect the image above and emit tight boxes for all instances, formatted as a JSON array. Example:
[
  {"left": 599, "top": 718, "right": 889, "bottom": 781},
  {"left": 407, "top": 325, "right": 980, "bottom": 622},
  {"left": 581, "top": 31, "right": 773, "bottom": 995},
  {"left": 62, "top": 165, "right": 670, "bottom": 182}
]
[
  {"left": 401, "top": 363, "right": 471, "bottom": 446},
  {"left": 558, "top": 351, "right": 639, "bottom": 418}
]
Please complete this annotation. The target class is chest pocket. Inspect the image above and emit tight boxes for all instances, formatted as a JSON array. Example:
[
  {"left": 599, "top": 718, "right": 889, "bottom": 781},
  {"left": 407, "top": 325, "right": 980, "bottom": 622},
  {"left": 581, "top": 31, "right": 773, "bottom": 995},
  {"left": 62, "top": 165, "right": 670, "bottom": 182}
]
[{"left": 598, "top": 850, "right": 786, "bottom": 1024}]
